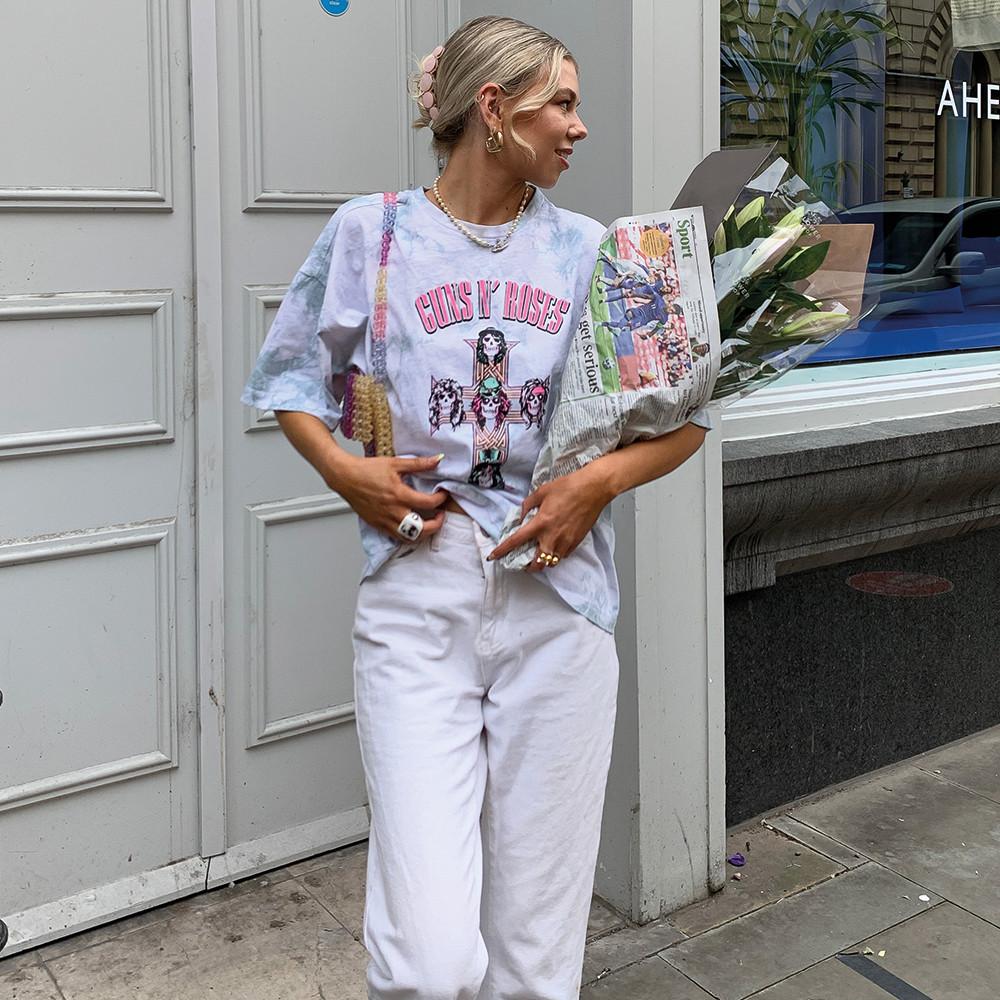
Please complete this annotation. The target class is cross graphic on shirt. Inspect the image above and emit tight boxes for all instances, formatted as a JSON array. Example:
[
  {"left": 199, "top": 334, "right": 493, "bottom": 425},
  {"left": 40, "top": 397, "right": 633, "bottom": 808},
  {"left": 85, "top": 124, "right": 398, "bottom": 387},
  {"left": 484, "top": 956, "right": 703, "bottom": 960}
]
[
  {"left": 460, "top": 338, "right": 525, "bottom": 476},
  {"left": 428, "top": 338, "right": 549, "bottom": 488}
]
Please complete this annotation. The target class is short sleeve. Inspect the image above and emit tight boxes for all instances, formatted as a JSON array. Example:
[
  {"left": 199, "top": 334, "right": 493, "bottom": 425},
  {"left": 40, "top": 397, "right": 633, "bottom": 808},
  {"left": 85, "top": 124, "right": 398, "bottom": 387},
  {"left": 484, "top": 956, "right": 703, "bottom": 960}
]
[
  {"left": 688, "top": 406, "right": 713, "bottom": 431},
  {"left": 241, "top": 203, "right": 371, "bottom": 430}
]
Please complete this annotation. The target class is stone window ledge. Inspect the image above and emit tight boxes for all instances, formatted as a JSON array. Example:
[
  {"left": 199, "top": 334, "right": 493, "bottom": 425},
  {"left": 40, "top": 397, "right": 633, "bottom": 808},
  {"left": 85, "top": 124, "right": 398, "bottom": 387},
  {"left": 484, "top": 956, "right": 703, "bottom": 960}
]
[{"left": 722, "top": 406, "right": 1000, "bottom": 594}]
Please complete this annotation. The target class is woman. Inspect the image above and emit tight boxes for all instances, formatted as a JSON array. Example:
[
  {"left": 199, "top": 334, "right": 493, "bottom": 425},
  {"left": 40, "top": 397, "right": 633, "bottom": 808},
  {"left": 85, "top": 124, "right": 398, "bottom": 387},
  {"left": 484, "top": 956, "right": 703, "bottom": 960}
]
[{"left": 243, "top": 16, "right": 710, "bottom": 999}]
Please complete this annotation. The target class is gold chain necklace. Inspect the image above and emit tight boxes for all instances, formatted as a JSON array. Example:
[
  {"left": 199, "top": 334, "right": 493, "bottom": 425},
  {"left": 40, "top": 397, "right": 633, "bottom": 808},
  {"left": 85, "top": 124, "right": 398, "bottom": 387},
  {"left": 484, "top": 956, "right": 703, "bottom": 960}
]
[{"left": 431, "top": 176, "right": 532, "bottom": 253}]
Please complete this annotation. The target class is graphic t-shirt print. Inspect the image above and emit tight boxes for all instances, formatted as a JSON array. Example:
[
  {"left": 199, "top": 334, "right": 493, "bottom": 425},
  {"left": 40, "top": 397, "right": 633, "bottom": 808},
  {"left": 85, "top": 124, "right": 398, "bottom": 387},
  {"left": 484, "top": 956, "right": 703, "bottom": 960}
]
[{"left": 416, "top": 278, "right": 567, "bottom": 489}]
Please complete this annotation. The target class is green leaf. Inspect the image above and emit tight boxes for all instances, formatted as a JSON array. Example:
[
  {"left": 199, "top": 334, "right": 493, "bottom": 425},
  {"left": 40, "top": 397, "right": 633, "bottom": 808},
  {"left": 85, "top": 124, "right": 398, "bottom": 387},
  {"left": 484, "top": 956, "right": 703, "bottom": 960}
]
[
  {"left": 775, "top": 205, "right": 806, "bottom": 230},
  {"left": 723, "top": 212, "right": 743, "bottom": 252},
  {"left": 777, "top": 241, "right": 831, "bottom": 282},
  {"left": 834, "top": 66, "right": 881, "bottom": 86},
  {"left": 839, "top": 103, "right": 860, "bottom": 126},
  {"left": 769, "top": 304, "right": 810, "bottom": 329},
  {"left": 717, "top": 296, "right": 737, "bottom": 333},
  {"left": 735, "top": 196, "right": 767, "bottom": 230},
  {"left": 739, "top": 214, "right": 773, "bottom": 244},
  {"left": 772, "top": 287, "right": 823, "bottom": 311}
]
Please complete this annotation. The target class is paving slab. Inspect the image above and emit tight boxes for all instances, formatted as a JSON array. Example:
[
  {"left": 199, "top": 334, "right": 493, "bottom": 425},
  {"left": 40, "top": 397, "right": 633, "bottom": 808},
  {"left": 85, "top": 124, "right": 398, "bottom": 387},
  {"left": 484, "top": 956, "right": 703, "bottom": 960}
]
[
  {"left": 764, "top": 814, "right": 868, "bottom": 869},
  {"left": 587, "top": 897, "right": 626, "bottom": 941},
  {"left": 294, "top": 838, "right": 622, "bottom": 946},
  {"left": 582, "top": 956, "right": 714, "bottom": 999},
  {"left": 582, "top": 919, "right": 685, "bottom": 985},
  {"left": 30, "top": 868, "right": 297, "bottom": 963},
  {"left": 43, "top": 879, "right": 369, "bottom": 1000},
  {"left": 23, "top": 904, "right": 181, "bottom": 965},
  {"left": 747, "top": 956, "right": 898, "bottom": 999},
  {"left": 672, "top": 824, "right": 844, "bottom": 936},
  {"left": 914, "top": 726, "right": 1000, "bottom": 804},
  {"left": 751, "top": 902, "right": 1000, "bottom": 999},
  {"left": 793, "top": 766, "right": 1000, "bottom": 925},
  {"left": 855, "top": 902, "right": 1000, "bottom": 999},
  {"left": 660, "top": 863, "right": 938, "bottom": 1000},
  {"left": 286, "top": 839, "right": 367, "bottom": 879},
  {"left": 0, "top": 955, "right": 61, "bottom": 1000},
  {"left": 0, "top": 949, "right": 46, "bottom": 976},
  {"left": 294, "top": 843, "right": 368, "bottom": 940}
]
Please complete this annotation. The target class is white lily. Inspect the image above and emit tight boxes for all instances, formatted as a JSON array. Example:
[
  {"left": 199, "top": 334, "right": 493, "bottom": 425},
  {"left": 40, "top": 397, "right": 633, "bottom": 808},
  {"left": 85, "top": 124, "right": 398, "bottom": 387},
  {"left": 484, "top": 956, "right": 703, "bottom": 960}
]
[
  {"left": 778, "top": 308, "right": 851, "bottom": 339},
  {"left": 717, "top": 221, "right": 805, "bottom": 299}
]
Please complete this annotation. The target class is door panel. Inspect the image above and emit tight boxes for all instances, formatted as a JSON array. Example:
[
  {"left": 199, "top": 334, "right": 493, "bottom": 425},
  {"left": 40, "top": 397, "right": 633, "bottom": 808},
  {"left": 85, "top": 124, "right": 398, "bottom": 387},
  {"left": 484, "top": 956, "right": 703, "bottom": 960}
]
[
  {"left": 217, "top": 0, "right": 451, "bottom": 853},
  {"left": 0, "top": 0, "right": 198, "bottom": 923},
  {"left": 0, "top": 0, "right": 457, "bottom": 951}
]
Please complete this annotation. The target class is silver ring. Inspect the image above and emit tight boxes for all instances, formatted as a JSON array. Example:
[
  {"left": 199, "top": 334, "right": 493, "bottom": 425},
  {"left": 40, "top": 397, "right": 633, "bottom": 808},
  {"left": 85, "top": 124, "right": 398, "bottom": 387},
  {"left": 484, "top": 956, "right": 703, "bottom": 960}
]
[{"left": 396, "top": 511, "right": 424, "bottom": 542}]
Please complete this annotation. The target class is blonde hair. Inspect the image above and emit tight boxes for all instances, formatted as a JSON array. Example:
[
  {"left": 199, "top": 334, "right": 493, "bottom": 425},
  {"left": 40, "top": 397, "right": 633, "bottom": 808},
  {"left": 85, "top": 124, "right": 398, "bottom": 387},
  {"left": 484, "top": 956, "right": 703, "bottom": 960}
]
[{"left": 411, "top": 16, "right": 576, "bottom": 160}]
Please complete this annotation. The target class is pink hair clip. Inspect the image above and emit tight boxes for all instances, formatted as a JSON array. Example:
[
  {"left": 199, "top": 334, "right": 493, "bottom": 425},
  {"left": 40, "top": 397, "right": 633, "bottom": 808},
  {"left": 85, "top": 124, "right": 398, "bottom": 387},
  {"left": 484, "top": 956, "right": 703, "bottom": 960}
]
[{"left": 418, "top": 44, "right": 445, "bottom": 121}]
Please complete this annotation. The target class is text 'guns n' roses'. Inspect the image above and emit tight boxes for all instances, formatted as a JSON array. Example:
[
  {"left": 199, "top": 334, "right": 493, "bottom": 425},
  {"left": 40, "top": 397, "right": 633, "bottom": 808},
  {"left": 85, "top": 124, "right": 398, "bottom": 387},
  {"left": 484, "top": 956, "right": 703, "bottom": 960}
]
[{"left": 414, "top": 280, "right": 572, "bottom": 335}]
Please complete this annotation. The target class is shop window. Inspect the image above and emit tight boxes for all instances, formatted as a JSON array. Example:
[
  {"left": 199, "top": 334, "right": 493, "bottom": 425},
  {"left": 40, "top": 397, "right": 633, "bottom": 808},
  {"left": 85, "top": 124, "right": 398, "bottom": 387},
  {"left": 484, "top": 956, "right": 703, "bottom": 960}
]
[{"left": 721, "top": 0, "right": 1000, "bottom": 373}]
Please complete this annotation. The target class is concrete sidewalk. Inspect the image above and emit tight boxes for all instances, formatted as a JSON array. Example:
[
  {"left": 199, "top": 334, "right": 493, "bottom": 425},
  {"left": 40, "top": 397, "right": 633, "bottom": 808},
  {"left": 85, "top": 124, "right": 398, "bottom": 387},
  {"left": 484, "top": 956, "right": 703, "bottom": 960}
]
[{"left": 4, "top": 725, "right": 999, "bottom": 999}]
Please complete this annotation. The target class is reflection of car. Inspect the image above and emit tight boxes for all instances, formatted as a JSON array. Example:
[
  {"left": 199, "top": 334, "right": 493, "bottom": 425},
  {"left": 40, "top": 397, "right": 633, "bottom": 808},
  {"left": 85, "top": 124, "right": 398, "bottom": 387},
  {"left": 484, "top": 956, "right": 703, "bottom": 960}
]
[{"left": 804, "top": 197, "right": 1000, "bottom": 364}]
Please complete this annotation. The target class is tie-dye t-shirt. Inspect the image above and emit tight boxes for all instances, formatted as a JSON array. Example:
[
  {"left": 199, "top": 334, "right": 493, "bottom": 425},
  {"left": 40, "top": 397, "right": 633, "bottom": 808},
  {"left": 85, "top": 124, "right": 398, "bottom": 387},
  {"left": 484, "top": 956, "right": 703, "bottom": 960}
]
[{"left": 242, "top": 186, "right": 710, "bottom": 633}]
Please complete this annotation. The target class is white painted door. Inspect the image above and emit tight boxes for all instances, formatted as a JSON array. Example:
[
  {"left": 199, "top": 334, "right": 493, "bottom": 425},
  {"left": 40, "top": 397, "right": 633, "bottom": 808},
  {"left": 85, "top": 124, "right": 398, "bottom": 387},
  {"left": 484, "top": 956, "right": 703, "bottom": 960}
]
[
  {"left": 0, "top": 0, "right": 458, "bottom": 953},
  {"left": 208, "top": 0, "right": 455, "bottom": 881},
  {"left": 0, "top": 0, "right": 202, "bottom": 946}
]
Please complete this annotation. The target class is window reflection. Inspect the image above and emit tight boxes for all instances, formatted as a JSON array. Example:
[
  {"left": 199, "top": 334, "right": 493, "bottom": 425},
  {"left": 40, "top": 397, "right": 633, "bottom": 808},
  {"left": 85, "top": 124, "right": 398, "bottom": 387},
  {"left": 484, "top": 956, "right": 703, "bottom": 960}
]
[{"left": 721, "top": 0, "right": 1000, "bottom": 363}]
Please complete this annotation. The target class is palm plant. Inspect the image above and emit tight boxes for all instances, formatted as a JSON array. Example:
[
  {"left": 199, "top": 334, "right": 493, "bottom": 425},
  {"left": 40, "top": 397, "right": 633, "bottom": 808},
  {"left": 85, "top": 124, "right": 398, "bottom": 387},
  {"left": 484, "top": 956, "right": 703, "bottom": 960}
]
[{"left": 721, "top": 0, "right": 896, "bottom": 202}]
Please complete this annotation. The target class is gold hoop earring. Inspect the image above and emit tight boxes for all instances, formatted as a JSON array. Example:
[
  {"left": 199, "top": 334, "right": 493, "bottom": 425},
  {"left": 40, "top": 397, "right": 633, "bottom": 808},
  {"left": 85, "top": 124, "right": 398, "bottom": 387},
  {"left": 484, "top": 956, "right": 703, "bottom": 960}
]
[{"left": 485, "top": 128, "right": 504, "bottom": 154}]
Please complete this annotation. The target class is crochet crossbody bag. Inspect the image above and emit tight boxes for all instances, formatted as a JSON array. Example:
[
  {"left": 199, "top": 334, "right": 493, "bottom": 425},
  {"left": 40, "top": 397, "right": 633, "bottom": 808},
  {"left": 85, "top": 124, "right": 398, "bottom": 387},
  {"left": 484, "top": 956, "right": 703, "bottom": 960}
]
[{"left": 339, "top": 191, "right": 397, "bottom": 457}]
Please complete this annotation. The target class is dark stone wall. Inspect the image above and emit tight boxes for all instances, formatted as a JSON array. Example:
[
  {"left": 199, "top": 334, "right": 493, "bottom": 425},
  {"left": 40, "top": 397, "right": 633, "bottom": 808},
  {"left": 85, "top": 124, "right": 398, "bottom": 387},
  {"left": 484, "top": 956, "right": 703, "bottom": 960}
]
[{"left": 725, "top": 526, "right": 1000, "bottom": 825}]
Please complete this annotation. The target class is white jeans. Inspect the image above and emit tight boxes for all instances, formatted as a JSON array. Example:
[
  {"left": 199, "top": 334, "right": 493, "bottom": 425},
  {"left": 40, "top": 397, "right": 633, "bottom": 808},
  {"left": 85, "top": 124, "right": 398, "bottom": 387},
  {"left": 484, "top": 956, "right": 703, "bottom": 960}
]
[{"left": 352, "top": 512, "right": 619, "bottom": 1000}]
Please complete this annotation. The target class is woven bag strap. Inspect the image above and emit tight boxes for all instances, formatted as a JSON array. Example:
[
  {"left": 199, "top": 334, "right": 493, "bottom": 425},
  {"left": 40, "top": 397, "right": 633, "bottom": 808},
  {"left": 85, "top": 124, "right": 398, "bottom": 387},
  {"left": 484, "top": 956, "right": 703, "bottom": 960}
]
[{"left": 370, "top": 191, "right": 398, "bottom": 384}]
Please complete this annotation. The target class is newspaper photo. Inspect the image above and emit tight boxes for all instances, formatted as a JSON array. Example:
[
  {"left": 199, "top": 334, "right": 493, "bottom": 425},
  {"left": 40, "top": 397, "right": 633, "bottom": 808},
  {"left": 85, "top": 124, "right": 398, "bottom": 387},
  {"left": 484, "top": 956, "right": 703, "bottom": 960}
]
[
  {"left": 542, "top": 206, "right": 720, "bottom": 481},
  {"left": 499, "top": 206, "right": 720, "bottom": 569}
]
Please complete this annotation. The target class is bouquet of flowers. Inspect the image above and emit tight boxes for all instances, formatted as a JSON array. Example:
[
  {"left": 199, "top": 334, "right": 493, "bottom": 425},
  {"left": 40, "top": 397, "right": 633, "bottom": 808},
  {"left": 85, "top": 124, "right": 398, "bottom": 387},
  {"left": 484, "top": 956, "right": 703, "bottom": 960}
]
[
  {"left": 498, "top": 150, "right": 874, "bottom": 570},
  {"left": 709, "top": 155, "right": 874, "bottom": 399}
]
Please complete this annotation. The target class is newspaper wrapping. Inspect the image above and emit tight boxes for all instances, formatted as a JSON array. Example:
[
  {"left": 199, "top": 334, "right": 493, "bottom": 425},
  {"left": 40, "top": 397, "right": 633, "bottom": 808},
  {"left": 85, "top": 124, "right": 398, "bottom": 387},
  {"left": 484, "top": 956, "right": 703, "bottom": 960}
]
[{"left": 500, "top": 205, "right": 721, "bottom": 570}]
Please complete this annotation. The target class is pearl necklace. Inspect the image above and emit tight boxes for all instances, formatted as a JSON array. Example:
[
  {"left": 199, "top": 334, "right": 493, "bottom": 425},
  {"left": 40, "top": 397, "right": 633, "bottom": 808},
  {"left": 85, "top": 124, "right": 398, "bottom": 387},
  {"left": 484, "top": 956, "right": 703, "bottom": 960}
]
[{"left": 431, "top": 176, "right": 532, "bottom": 253}]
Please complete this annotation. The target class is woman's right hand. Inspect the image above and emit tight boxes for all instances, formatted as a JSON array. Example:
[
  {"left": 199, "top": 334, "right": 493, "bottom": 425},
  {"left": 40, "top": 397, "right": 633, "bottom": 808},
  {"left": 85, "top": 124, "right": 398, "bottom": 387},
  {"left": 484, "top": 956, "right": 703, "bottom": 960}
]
[
  {"left": 272, "top": 411, "right": 448, "bottom": 542},
  {"left": 323, "top": 452, "right": 449, "bottom": 540}
]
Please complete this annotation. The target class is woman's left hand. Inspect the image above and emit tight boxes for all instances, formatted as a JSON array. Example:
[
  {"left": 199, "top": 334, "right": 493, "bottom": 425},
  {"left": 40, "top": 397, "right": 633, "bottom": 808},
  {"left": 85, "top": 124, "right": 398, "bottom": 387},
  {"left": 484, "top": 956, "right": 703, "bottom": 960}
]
[{"left": 487, "top": 461, "right": 615, "bottom": 571}]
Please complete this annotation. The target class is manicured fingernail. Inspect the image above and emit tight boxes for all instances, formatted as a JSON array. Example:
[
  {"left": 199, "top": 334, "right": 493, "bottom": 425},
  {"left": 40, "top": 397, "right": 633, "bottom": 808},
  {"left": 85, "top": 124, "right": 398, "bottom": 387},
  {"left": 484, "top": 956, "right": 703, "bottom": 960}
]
[{"left": 434, "top": 453, "right": 444, "bottom": 461}]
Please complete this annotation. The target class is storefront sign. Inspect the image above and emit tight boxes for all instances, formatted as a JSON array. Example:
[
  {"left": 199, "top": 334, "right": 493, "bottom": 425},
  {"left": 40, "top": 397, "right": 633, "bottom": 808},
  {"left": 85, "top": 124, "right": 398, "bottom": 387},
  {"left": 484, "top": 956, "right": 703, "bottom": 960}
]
[{"left": 937, "top": 81, "right": 1000, "bottom": 119}]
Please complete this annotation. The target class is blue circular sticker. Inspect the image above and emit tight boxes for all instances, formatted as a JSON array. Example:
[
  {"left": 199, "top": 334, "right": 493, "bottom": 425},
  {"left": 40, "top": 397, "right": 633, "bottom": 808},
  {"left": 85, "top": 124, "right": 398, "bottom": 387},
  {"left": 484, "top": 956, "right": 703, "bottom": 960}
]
[{"left": 319, "top": 0, "right": 350, "bottom": 15}]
